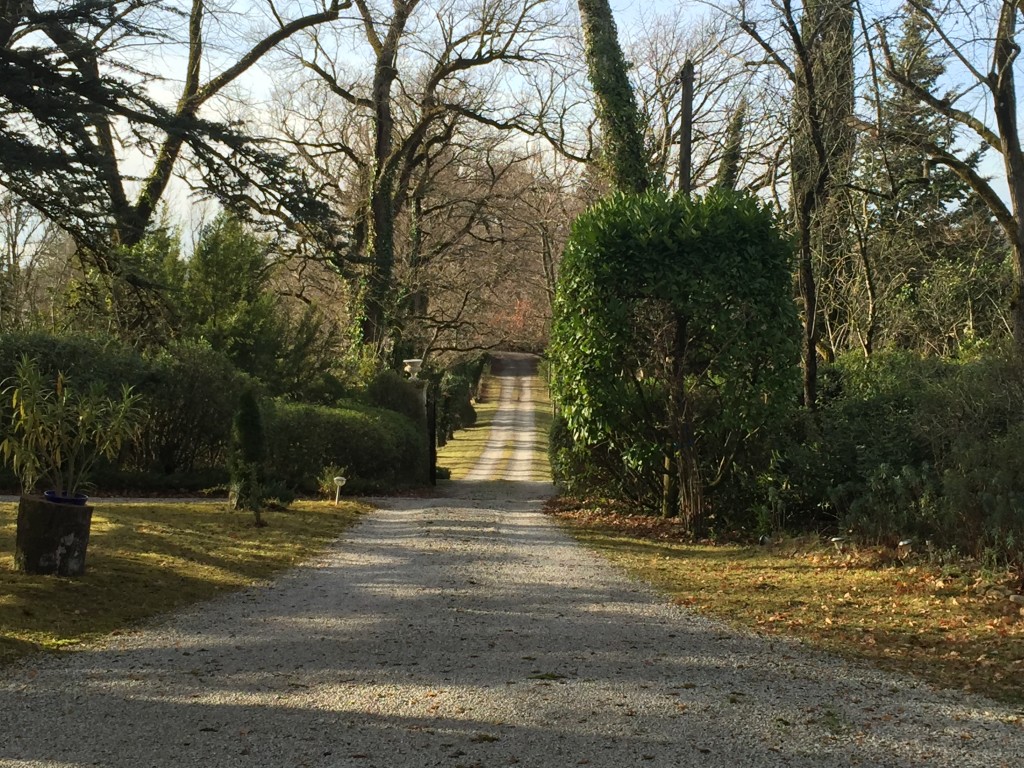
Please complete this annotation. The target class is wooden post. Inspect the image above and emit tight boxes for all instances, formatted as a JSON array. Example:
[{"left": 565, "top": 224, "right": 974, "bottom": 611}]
[{"left": 678, "top": 60, "right": 695, "bottom": 196}]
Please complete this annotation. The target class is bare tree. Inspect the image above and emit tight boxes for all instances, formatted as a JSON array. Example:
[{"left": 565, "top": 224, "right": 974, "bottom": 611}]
[
  {"left": 281, "top": 0, "right": 568, "bottom": 356},
  {"left": 627, "top": 8, "right": 778, "bottom": 192},
  {"left": 0, "top": 192, "right": 71, "bottom": 330},
  {"left": 739, "top": 0, "right": 855, "bottom": 408}
]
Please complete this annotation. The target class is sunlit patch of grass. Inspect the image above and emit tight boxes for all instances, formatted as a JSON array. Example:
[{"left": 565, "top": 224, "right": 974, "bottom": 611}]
[
  {"left": 522, "top": 370, "right": 553, "bottom": 481},
  {"left": 0, "top": 499, "right": 367, "bottom": 665},
  {"left": 437, "top": 378, "right": 501, "bottom": 480},
  {"left": 549, "top": 502, "right": 1024, "bottom": 707}
]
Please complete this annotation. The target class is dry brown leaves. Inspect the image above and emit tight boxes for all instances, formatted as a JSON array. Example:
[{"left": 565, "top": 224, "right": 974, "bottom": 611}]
[{"left": 546, "top": 499, "right": 1024, "bottom": 707}]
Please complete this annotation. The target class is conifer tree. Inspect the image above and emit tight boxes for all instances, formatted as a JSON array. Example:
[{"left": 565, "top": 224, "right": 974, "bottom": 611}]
[{"left": 229, "top": 389, "right": 266, "bottom": 526}]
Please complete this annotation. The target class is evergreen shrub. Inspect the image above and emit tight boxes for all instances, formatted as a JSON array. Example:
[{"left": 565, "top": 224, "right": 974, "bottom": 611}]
[
  {"left": 783, "top": 348, "right": 1024, "bottom": 566},
  {"left": 367, "top": 369, "right": 424, "bottom": 423},
  {"left": 549, "top": 189, "right": 799, "bottom": 532},
  {"left": 264, "top": 401, "right": 428, "bottom": 493},
  {"left": 229, "top": 389, "right": 266, "bottom": 521}
]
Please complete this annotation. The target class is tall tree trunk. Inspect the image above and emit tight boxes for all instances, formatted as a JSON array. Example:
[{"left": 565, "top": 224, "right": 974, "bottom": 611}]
[
  {"left": 992, "top": 1, "right": 1024, "bottom": 347},
  {"left": 359, "top": 0, "right": 416, "bottom": 350},
  {"left": 789, "top": 0, "right": 854, "bottom": 409},
  {"left": 796, "top": 205, "right": 819, "bottom": 407},
  {"left": 576, "top": 0, "right": 649, "bottom": 193}
]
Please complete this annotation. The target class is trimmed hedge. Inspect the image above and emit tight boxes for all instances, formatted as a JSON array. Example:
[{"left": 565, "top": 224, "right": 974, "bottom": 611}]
[
  {"left": 264, "top": 400, "right": 428, "bottom": 494},
  {"left": 0, "top": 332, "right": 428, "bottom": 495}
]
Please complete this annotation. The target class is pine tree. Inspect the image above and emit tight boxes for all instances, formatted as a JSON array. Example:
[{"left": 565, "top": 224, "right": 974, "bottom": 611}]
[{"left": 846, "top": 0, "right": 1008, "bottom": 353}]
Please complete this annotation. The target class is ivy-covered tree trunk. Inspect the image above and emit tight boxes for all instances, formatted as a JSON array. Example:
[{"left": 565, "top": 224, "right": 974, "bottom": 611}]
[
  {"left": 576, "top": 0, "right": 649, "bottom": 193},
  {"left": 360, "top": 2, "right": 415, "bottom": 351},
  {"left": 714, "top": 100, "right": 746, "bottom": 191}
]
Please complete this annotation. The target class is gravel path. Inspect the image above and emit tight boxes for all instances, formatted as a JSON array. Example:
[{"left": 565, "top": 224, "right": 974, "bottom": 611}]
[
  {"left": 464, "top": 357, "right": 540, "bottom": 483},
  {"left": 1, "top": 357, "right": 1021, "bottom": 767}
]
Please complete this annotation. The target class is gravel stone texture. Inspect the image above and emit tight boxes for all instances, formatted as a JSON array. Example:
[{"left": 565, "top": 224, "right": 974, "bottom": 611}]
[{"left": 1, "top": 357, "right": 1021, "bottom": 766}]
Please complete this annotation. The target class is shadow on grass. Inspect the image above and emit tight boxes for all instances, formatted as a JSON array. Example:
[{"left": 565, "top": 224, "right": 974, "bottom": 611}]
[{"left": 0, "top": 500, "right": 365, "bottom": 665}]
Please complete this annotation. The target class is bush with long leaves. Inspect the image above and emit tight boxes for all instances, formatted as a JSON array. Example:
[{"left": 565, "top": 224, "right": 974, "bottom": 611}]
[{"left": 1, "top": 355, "right": 142, "bottom": 496}]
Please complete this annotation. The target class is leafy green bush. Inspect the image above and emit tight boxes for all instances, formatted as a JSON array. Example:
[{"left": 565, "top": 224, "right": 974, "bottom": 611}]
[
  {"left": 0, "top": 331, "right": 147, "bottom": 391},
  {"left": 550, "top": 188, "right": 799, "bottom": 534},
  {"left": 367, "top": 369, "right": 424, "bottom": 424},
  {"left": 0, "top": 355, "right": 143, "bottom": 496},
  {"left": 0, "top": 332, "right": 432, "bottom": 498},
  {"left": 264, "top": 400, "right": 427, "bottom": 493},
  {"left": 0, "top": 333, "right": 246, "bottom": 491},
  {"left": 780, "top": 348, "right": 1024, "bottom": 566},
  {"left": 134, "top": 342, "right": 249, "bottom": 475}
]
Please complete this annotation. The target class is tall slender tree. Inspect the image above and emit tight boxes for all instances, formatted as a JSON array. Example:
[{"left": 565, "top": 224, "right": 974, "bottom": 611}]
[
  {"left": 743, "top": 0, "right": 855, "bottom": 408},
  {"left": 576, "top": 0, "right": 650, "bottom": 192}
]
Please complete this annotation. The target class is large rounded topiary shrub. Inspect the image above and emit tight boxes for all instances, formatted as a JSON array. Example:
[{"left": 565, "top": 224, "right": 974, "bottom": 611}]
[{"left": 550, "top": 189, "right": 799, "bottom": 535}]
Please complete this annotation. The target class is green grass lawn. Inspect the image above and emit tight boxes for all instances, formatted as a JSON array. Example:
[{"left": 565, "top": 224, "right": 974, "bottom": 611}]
[{"left": 0, "top": 499, "right": 367, "bottom": 665}]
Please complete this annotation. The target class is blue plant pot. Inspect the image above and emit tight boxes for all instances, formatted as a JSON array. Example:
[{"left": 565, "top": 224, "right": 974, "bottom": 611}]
[{"left": 43, "top": 490, "right": 90, "bottom": 506}]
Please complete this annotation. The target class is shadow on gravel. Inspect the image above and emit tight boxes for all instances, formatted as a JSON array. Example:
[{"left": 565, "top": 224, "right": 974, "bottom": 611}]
[{"left": 1, "top": 479, "right": 1019, "bottom": 768}]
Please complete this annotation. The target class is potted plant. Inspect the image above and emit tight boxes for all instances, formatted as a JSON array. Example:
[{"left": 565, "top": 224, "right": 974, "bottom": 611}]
[{"left": 1, "top": 355, "right": 142, "bottom": 575}]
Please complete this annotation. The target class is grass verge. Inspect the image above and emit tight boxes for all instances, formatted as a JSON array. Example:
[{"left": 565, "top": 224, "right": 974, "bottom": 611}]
[
  {"left": 548, "top": 500, "right": 1024, "bottom": 708},
  {"left": 437, "top": 371, "right": 502, "bottom": 480},
  {"left": 438, "top": 359, "right": 553, "bottom": 482},
  {"left": 0, "top": 499, "right": 367, "bottom": 665}
]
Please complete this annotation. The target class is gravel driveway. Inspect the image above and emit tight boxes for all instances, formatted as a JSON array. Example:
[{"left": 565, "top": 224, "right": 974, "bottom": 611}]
[{"left": 1, "top": 358, "right": 1021, "bottom": 767}]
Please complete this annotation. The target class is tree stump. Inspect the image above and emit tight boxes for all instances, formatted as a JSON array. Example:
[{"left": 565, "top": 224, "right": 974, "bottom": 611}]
[{"left": 15, "top": 496, "right": 94, "bottom": 577}]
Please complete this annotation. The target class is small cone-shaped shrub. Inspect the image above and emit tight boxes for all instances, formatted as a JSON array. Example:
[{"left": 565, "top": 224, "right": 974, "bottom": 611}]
[{"left": 229, "top": 389, "right": 266, "bottom": 525}]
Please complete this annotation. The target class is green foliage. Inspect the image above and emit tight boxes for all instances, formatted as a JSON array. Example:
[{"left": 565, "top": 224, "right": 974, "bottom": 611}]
[
  {"left": 135, "top": 342, "right": 249, "bottom": 475},
  {"left": 576, "top": 0, "right": 651, "bottom": 193},
  {"left": 177, "top": 215, "right": 346, "bottom": 401},
  {"left": 0, "top": 331, "right": 429, "bottom": 498},
  {"left": 317, "top": 464, "right": 349, "bottom": 497},
  {"left": 764, "top": 348, "right": 1024, "bottom": 566},
  {"left": 366, "top": 369, "right": 424, "bottom": 423},
  {"left": 0, "top": 356, "right": 142, "bottom": 496},
  {"left": 436, "top": 367, "right": 479, "bottom": 446},
  {"left": 0, "top": 332, "right": 148, "bottom": 391},
  {"left": 548, "top": 412, "right": 637, "bottom": 498},
  {"left": 831, "top": 0, "right": 1009, "bottom": 358},
  {"left": 264, "top": 401, "right": 428, "bottom": 494},
  {"left": 550, "top": 188, "right": 800, "bottom": 529},
  {"left": 229, "top": 389, "right": 266, "bottom": 521},
  {"left": 0, "top": 333, "right": 245, "bottom": 490}
]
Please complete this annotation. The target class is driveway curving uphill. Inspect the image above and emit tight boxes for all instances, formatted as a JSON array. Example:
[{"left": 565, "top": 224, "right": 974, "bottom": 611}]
[{"left": 1, "top": 358, "right": 1021, "bottom": 767}]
